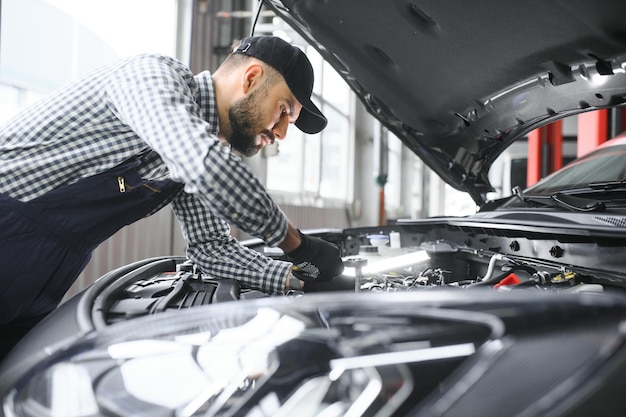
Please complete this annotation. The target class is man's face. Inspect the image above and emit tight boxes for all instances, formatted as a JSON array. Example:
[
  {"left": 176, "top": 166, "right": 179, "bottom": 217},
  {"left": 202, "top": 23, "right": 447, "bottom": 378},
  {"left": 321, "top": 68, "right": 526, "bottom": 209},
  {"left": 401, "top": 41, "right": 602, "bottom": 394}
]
[{"left": 227, "top": 77, "right": 302, "bottom": 157}]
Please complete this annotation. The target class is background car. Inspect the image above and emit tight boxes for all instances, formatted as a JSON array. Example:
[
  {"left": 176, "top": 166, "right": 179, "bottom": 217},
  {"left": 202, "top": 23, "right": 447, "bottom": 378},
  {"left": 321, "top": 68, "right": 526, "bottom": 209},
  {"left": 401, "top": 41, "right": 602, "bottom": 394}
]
[{"left": 2, "top": 1, "right": 626, "bottom": 416}]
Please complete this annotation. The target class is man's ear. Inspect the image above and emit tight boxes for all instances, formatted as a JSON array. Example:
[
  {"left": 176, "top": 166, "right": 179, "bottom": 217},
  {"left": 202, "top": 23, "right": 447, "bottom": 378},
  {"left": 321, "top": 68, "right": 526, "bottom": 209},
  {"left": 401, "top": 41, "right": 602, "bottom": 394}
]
[{"left": 241, "top": 64, "right": 264, "bottom": 94}]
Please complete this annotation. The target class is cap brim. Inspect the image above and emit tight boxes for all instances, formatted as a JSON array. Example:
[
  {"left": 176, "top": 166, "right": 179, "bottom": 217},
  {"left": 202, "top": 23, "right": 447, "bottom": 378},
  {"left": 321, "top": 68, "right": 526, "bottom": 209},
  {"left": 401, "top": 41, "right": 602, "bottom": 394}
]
[{"left": 295, "top": 99, "right": 327, "bottom": 134}]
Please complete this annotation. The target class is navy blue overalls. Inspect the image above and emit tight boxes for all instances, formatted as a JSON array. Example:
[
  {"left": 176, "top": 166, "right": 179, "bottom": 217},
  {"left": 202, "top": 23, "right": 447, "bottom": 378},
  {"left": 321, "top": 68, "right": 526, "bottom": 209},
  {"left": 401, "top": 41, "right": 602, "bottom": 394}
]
[{"left": 0, "top": 151, "right": 183, "bottom": 358}]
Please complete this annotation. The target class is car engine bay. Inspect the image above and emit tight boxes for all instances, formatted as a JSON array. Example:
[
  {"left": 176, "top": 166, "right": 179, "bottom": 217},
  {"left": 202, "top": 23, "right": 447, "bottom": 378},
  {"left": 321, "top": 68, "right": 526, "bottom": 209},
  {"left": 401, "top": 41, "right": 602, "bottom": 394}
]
[{"left": 90, "top": 220, "right": 625, "bottom": 329}]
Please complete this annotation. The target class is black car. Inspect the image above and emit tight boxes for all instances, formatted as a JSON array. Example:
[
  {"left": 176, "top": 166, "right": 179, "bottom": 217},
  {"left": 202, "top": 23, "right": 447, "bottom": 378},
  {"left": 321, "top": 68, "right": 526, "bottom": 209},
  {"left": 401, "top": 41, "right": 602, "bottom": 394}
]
[{"left": 2, "top": 1, "right": 626, "bottom": 416}]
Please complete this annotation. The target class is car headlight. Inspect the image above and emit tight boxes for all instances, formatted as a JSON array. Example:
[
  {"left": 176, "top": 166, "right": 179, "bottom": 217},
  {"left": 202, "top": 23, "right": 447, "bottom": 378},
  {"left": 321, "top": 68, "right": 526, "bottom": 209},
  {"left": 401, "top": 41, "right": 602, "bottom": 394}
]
[{"left": 3, "top": 292, "right": 501, "bottom": 417}]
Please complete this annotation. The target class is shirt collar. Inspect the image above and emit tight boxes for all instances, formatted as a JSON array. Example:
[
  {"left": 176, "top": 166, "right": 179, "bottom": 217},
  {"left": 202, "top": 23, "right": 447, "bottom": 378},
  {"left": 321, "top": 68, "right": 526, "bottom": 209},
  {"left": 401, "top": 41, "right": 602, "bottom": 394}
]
[{"left": 194, "top": 71, "right": 219, "bottom": 136}]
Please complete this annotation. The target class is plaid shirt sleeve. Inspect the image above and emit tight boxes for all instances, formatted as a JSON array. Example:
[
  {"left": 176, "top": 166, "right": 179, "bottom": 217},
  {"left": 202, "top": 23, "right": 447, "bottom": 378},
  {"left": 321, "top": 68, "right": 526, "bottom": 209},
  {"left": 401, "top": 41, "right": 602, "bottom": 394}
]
[
  {"left": 105, "top": 55, "right": 289, "bottom": 247},
  {"left": 171, "top": 192, "right": 291, "bottom": 295},
  {"left": 0, "top": 54, "right": 291, "bottom": 293}
]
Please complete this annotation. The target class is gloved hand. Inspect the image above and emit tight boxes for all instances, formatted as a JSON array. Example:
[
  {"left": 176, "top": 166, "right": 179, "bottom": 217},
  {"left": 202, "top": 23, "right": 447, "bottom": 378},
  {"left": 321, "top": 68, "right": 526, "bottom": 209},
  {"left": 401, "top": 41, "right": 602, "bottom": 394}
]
[{"left": 285, "top": 231, "right": 344, "bottom": 282}]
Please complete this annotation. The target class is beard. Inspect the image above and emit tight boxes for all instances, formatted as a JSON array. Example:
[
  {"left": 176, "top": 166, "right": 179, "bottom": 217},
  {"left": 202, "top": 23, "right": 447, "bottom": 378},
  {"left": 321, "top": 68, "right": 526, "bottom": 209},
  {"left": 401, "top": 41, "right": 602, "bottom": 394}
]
[{"left": 227, "top": 87, "right": 273, "bottom": 157}]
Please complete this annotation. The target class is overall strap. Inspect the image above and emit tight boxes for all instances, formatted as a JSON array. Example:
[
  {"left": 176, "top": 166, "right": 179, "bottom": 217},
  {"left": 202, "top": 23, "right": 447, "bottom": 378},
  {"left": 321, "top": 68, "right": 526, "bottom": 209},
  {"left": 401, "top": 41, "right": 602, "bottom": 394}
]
[{"left": 0, "top": 151, "right": 184, "bottom": 323}]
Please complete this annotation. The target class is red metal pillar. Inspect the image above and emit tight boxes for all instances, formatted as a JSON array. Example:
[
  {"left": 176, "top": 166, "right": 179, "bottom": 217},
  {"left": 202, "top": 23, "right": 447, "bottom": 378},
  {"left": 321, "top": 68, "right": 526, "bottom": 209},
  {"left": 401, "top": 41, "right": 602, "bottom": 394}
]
[
  {"left": 527, "top": 129, "right": 542, "bottom": 187},
  {"left": 577, "top": 110, "right": 608, "bottom": 157},
  {"left": 527, "top": 120, "right": 563, "bottom": 187},
  {"left": 547, "top": 121, "right": 563, "bottom": 173}
]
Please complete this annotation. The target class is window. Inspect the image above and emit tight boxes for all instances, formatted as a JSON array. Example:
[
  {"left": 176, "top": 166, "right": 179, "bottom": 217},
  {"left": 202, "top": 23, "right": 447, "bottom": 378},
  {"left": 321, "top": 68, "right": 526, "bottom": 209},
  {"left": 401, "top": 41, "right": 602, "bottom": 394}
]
[
  {"left": 0, "top": 84, "right": 46, "bottom": 124},
  {"left": 1, "top": 0, "right": 178, "bottom": 122},
  {"left": 383, "top": 135, "right": 403, "bottom": 218},
  {"left": 266, "top": 47, "right": 354, "bottom": 204}
]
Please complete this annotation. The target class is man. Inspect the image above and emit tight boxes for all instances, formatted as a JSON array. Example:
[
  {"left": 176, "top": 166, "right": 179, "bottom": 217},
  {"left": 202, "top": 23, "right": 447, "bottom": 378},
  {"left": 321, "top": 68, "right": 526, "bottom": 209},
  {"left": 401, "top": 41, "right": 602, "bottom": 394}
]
[{"left": 0, "top": 36, "right": 345, "bottom": 358}]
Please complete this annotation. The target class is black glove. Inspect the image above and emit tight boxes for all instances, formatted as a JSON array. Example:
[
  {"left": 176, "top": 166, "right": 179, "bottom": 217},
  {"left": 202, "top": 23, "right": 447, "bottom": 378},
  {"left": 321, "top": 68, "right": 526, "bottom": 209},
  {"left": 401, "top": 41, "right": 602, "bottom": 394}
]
[
  {"left": 285, "top": 231, "right": 344, "bottom": 282},
  {"left": 302, "top": 274, "right": 356, "bottom": 292}
]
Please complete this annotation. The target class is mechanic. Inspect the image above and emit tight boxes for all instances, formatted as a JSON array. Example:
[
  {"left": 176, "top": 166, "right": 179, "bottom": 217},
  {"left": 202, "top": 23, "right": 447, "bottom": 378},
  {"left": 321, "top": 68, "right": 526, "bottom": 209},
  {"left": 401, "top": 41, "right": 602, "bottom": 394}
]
[{"left": 0, "top": 35, "right": 344, "bottom": 358}]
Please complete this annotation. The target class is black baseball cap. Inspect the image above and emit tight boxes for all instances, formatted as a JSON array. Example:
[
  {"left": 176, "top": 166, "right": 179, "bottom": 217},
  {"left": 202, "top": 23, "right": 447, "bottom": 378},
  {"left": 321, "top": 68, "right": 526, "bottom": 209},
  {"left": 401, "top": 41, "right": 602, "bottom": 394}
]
[{"left": 233, "top": 36, "right": 327, "bottom": 134}]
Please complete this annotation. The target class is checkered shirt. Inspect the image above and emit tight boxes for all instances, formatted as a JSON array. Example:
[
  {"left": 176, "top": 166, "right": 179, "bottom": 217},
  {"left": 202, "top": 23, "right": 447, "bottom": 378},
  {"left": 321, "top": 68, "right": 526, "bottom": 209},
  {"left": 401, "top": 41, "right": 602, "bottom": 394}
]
[{"left": 0, "top": 54, "right": 291, "bottom": 295}]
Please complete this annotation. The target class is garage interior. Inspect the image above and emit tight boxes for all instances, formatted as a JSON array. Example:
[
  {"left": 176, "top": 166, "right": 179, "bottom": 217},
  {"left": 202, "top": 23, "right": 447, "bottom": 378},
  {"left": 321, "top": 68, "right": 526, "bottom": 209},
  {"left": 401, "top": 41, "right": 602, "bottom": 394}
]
[{"left": 1, "top": 0, "right": 624, "bottom": 299}]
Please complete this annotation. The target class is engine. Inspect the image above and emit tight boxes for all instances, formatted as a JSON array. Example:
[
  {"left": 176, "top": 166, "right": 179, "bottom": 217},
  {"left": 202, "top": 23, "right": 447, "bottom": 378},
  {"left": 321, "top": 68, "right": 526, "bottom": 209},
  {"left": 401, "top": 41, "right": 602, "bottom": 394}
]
[{"left": 97, "top": 230, "right": 612, "bottom": 329}]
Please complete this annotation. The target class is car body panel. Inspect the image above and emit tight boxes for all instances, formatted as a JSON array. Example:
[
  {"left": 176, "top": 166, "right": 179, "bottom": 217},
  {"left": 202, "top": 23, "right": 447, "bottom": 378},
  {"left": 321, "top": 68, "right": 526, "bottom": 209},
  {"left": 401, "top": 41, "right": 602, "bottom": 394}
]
[{"left": 266, "top": 0, "right": 626, "bottom": 203}]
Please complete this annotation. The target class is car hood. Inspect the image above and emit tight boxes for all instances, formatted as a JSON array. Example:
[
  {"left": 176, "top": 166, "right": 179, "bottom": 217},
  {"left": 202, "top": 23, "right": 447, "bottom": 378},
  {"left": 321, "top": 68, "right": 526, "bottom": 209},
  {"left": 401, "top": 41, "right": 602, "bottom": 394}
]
[{"left": 265, "top": 0, "right": 626, "bottom": 204}]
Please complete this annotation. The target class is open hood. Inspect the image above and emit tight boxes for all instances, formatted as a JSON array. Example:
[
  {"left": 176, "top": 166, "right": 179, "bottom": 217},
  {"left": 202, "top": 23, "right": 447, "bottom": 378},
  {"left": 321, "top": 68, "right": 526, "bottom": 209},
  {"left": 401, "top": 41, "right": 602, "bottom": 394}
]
[{"left": 265, "top": 0, "right": 626, "bottom": 204}]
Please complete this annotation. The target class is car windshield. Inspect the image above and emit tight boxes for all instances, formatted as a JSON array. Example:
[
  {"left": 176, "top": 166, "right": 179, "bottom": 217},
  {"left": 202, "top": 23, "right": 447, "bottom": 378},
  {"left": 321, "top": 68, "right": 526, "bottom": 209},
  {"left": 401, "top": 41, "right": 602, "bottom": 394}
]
[{"left": 523, "top": 143, "right": 626, "bottom": 195}]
